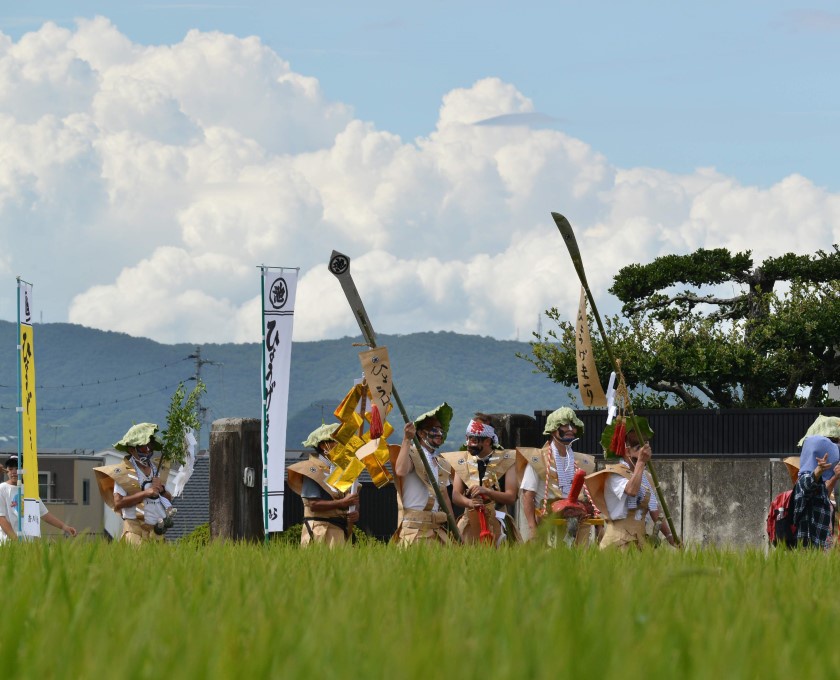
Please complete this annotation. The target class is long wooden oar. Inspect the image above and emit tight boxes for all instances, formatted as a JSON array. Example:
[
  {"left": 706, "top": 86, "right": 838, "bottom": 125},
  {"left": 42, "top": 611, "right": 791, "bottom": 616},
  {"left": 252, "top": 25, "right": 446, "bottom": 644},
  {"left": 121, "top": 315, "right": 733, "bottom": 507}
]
[
  {"left": 328, "top": 250, "right": 463, "bottom": 542},
  {"left": 551, "top": 213, "right": 680, "bottom": 545}
]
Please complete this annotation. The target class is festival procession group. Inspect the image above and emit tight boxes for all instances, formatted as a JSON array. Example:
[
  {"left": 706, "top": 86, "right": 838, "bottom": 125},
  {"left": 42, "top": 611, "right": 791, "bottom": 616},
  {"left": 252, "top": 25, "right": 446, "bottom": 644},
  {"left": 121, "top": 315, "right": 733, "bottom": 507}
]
[
  {"left": 0, "top": 407, "right": 837, "bottom": 549},
  {"left": 2, "top": 402, "right": 838, "bottom": 548},
  {"left": 1, "top": 386, "right": 838, "bottom": 550}
]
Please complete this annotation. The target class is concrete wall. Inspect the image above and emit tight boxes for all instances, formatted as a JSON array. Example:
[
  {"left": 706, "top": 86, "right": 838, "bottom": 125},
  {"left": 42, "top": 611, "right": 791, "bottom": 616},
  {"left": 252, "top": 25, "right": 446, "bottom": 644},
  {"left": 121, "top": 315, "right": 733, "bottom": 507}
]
[
  {"left": 512, "top": 458, "right": 796, "bottom": 548},
  {"left": 613, "top": 458, "right": 794, "bottom": 548}
]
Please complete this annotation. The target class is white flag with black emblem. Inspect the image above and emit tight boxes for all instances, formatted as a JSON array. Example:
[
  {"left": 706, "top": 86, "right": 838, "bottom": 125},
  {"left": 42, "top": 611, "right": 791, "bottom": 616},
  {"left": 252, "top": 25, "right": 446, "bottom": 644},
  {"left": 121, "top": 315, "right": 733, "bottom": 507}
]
[{"left": 261, "top": 267, "right": 298, "bottom": 533}]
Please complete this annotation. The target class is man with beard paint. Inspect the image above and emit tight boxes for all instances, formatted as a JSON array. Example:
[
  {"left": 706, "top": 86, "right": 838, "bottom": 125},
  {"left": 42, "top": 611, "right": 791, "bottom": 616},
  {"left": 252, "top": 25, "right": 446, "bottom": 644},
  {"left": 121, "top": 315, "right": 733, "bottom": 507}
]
[
  {"left": 445, "top": 413, "right": 520, "bottom": 545},
  {"left": 95, "top": 423, "right": 174, "bottom": 544},
  {"left": 518, "top": 406, "right": 597, "bottom": 544},
  {"left": 392, "top": 404, "right": 455, "bottom": 545}
]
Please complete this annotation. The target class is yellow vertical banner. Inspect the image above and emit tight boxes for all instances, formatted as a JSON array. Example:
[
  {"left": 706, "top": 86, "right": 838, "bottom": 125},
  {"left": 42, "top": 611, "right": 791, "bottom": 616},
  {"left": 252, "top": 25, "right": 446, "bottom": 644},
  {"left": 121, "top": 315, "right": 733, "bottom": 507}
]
[
  {"left": 575, "top": 286, "right": 607, "bottom": 407},
  {"left": 18, "top": 280, "right": 41, "bottom": 537}
]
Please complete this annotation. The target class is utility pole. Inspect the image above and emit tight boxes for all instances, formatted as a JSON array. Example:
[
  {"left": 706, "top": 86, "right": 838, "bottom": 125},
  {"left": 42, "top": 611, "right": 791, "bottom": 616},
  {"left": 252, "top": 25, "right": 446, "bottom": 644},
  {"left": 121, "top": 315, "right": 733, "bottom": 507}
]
[{"left": 187, "top": 346, "right": 221, "bottom": 437}]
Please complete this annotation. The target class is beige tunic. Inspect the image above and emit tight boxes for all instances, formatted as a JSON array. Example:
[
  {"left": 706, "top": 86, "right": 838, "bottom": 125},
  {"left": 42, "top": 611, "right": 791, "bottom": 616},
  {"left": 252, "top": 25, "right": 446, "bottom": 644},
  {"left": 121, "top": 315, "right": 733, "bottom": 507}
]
[
  {"left": 586, "top": 464, "right": 652, "bottom": 550},
  {"left": 389, "top": 444, "right": 450, "bottom": 546},
  {"left": 441, "top": 449, "right": 520, "bottom": 544},
  {"left": 288, "top": 457, "right": 350, "bottom": 546},
  {"left": 93, "top": 456, "right": 170, "bottom": 543}
]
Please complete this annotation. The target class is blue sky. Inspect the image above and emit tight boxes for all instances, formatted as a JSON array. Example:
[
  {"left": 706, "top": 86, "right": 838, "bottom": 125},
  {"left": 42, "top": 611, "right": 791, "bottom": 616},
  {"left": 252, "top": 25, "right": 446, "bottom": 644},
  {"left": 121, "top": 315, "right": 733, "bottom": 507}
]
[
  {"left": 0, "top": 3, "right": 837, "bottom": 343},
  {"left": 4, "top": 2, "right": 839, "bottom": 189}
]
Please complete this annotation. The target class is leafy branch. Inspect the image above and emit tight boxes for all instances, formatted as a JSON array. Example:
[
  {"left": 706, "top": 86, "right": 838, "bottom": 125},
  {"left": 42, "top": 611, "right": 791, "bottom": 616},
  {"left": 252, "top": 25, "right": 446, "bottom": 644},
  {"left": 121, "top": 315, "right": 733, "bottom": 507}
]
[{"left": 161, "top": 380, "right": 206, "bottom": 465}]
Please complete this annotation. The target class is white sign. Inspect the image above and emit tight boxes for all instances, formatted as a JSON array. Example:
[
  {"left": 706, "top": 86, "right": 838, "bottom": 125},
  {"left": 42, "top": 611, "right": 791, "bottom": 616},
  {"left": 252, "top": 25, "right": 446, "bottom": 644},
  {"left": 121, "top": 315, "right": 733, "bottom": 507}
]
[{"left": 22, "top": 497, "right": 41, "bottom": 538}]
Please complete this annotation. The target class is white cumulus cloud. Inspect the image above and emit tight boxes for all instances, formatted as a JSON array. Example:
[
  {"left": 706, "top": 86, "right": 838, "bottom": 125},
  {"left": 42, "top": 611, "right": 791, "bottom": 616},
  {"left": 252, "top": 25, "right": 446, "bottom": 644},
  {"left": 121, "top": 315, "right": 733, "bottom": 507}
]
[{"left": 0, "top": 18, "right": 835, "bottom": 345}]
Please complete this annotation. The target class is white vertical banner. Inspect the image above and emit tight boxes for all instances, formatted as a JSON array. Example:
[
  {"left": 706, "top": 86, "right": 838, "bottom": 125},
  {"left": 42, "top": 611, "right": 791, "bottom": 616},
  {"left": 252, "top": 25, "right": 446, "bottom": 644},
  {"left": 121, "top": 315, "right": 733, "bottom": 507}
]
[
  {"left": 261, "top": 267, "right": 298, "bottom": 533},
  {"left": 17, "top": 279, "right": 41, "bottom": 538}
]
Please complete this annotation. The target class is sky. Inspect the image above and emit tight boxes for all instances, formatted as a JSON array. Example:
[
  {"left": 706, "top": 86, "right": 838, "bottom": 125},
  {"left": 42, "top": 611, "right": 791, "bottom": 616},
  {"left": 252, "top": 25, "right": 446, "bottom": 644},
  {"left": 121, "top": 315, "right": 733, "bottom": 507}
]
[{"left": 0, "top": 2, "right": 839, "bottom": 344}]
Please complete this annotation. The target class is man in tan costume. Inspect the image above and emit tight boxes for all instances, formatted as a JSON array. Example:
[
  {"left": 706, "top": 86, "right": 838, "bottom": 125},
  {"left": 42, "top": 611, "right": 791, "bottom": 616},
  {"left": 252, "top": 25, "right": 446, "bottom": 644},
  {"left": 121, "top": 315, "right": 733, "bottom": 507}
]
[
  {"left": 445, "top": 414, "right": 520, "bottom": 545},
  {"left": 587, "top": 419, "right": 674, "bottom": 549},
  {"left": 287, "top": 423, "right": 359, "bottom": 546},
  {"left": 94, "top": 423, "right": 174, "bottom": 544},
  {"left": 517, "top": 406, "right": 598, "bottom": 544},
  {"left": 391, "top": 404, "right": 455, "bottom": 545}
]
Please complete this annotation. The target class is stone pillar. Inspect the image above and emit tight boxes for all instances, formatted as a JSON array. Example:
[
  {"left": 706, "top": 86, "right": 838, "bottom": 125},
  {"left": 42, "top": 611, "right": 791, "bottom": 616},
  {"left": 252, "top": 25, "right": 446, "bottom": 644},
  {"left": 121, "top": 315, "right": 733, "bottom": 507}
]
[{"left": 209, "top": 418, "right": 264, "bottom": 542}]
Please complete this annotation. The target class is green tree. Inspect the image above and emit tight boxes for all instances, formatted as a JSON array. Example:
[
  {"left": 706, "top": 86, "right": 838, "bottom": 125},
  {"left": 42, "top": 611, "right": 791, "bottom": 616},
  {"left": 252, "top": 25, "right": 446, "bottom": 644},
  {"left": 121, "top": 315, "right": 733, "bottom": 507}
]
[{"left": 523, "top": 246, "right": 840, "bottom": 408}]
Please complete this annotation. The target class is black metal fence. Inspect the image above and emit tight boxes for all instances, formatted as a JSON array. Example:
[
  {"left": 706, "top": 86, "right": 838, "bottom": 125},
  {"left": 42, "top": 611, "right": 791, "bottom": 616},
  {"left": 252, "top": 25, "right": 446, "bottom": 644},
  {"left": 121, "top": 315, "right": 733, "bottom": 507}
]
[
  {"left": 533, "top": 407, "right": 840, "bottom": 458},
  {"left": 283, "top": 407, "right": 840, "bottom": 540}
]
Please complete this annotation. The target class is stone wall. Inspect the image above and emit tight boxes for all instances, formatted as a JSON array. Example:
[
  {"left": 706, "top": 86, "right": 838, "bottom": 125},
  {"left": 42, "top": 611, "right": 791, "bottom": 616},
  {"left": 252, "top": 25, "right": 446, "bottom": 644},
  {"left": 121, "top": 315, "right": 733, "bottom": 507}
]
[{"left": 618, "top": 458, "right": 795, "bottom": 548}]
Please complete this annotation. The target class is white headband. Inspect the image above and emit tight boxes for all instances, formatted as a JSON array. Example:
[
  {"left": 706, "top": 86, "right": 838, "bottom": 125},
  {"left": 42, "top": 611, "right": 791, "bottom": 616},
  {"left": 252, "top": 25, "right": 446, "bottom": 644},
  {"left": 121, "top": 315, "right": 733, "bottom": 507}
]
[{"left": 466, "top": 419, "right": 498, "bottom": 446}]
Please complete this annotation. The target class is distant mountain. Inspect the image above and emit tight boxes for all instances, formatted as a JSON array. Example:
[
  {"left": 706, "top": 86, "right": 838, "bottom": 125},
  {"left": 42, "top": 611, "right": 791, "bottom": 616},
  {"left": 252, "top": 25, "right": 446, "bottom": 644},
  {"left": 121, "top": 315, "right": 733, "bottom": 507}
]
[{"left": 0, "top": 321, "right": 571, "bottom": 452}]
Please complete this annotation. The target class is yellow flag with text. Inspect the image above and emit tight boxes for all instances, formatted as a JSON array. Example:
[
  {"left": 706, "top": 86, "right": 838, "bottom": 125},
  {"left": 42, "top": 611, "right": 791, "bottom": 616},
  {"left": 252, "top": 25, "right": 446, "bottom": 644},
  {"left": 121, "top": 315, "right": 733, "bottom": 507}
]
[{"left": 18, "top": 280, "right": 41, "bottom": 537}]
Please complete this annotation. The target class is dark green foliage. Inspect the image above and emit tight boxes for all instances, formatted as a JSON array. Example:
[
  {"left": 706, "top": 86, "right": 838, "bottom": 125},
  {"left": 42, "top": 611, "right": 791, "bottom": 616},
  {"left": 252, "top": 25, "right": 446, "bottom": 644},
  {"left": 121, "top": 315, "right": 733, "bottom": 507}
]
[
  {"left": 524, "top": 246, "right": 840, "bottom": 409},
  {"left": 180, "top": 522, "right": 210, "bottom": 547}
]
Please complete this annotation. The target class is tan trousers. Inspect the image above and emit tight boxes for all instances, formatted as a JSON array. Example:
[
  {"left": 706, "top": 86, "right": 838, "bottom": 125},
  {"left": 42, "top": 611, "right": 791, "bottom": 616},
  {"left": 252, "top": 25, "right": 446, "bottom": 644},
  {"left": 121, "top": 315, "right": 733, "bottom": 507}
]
[
  {"left": 120, "top": 519, "right": 163, "bottom": 545},
  {"left": 394, "top": 510, "right": 449, "bottom": 546},
  {"left": 300, "top": 519, "right": 348, "bottom": 547},
  {"left": 600, "top": 516, "right": 646, "bottom": 550}
]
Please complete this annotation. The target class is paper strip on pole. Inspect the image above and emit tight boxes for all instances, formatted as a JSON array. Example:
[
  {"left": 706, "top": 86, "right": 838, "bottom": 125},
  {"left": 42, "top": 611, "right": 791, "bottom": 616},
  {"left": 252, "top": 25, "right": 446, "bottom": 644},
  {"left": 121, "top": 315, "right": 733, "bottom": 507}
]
[
  {"left": 575, "top": 286, "right": 607, "bottom": 407},
  {"left": 261, "top": 269, "right": 297, "bottom": 533}
]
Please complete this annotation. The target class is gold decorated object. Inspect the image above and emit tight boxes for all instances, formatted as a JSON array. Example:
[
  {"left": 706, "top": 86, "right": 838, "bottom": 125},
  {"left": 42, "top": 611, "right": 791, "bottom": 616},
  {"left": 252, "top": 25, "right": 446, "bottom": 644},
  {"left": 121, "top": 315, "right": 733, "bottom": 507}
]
[
  {"left": 326, "top": 457, "right": 365, "bottom": 492},
  {"left": 355, "top": 438, "right": 393, "bottom": 488},
  {"left": 323, "top": 374, "right": 396, "bottom": 491}
]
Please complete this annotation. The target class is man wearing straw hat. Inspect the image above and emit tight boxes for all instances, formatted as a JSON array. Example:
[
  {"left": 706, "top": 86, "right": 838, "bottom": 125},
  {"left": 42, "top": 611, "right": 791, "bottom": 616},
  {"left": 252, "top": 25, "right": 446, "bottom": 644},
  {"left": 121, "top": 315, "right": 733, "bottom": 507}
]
[
  {"left": 287, "top": 423, "right": 359, "bottom": 546},
  {"left": 517, "top": 406, "right": 598, "bottom": 544},
  {"left": 391, "top": 404, "right": 455, "bottom": 545},
  {"left": 0, "top": 455, "right": 77, "bottom": 541},
  {"left": 94, "top": 423, "right": 174, "bottom": 544}
]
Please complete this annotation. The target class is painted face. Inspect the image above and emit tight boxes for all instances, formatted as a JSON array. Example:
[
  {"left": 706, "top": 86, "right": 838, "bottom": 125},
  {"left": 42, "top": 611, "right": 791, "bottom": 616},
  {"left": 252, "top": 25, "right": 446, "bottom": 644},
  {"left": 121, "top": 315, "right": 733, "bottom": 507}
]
[
  {"left": 419, "top": 418, "right": 444, "bottom": 449},
  {"left": 133, "top": 444, "right": 154, "bottom": 466},
  {"left": 553, "top": 423, "right": 578, "bottom": 444},
  {"left": 466, "top": 435, "right": 490, "bottom": 457}
]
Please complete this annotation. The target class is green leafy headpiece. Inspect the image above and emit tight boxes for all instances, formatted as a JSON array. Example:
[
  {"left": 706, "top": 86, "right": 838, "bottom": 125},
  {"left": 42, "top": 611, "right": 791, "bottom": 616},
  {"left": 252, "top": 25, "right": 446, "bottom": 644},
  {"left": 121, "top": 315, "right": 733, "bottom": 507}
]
[
  {"left": 543, "top": 407, "right": 584, "bottom": 436},
  {"left": 413, "top": 403, "right": 454, "bottom": 442},
  {"left": 114, "top": 423, "right": 163, "bottom": 453},
  {"left": 600, "top": 416, "right": 654, "bottom": 459},
  {"left": 302, "top": 423, "right": 339, "bottom": 450}
]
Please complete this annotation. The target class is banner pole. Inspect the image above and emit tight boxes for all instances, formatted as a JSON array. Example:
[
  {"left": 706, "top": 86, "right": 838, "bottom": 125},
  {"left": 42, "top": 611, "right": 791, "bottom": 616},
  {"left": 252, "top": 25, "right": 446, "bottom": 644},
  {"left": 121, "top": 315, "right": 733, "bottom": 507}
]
[
  {"left": 259, "top": 267, "right": 269, "bottom": 543},
  {"left": 15, "top": 278, "right": 23, "bottom": 537}
]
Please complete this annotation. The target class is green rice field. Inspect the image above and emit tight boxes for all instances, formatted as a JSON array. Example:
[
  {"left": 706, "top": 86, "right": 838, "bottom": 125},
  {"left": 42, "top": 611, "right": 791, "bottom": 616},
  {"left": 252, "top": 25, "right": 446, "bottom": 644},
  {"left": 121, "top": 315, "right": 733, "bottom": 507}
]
[{"left": 1, "top": 540, "right": 837, "bottom": 679}]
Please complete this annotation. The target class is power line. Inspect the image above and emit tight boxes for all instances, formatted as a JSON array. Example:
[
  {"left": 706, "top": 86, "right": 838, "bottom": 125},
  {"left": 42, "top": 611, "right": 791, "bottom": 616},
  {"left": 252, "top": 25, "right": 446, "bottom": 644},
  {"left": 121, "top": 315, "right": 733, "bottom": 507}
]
[
  {"left": 0, "top": 380, "right": 190, "bottom": 411},
  {"left": 0, "top": 357, "right": 192, "bottom": 390}
]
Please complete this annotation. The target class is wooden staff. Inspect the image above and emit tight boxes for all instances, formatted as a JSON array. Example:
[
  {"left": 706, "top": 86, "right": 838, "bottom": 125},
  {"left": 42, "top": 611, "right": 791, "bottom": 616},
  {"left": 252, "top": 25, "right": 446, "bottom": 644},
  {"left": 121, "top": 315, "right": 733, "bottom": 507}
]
[
  {"left": 551, "top": 213, "right": 680, "bottom": 545},
  {"left": 328, "top": 250, "right": 463, "bottom": 542}
]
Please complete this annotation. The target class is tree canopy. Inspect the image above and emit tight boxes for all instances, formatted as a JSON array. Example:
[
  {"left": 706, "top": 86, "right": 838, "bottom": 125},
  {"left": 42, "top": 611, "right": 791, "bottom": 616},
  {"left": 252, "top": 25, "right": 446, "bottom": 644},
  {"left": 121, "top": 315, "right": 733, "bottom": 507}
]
[{"left": 523, "top": 246, "right": 840, "bottom": 408}]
